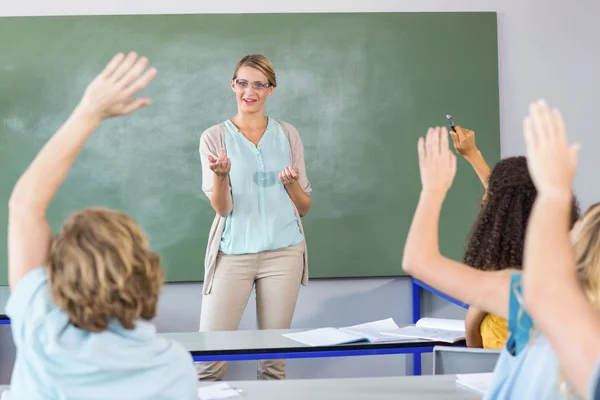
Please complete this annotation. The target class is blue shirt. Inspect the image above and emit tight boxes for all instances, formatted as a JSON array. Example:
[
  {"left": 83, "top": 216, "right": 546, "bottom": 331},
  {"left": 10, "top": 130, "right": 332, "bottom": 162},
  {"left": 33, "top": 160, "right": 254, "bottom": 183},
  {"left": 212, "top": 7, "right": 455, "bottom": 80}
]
[
  {"left": 220, "top": 118, "right": 304, "bottom": 254},
  {"left": 485, "top": 273, "right": 579, "bottom": 399},
  {"left": 5, "top": 268, "right": 197, "bottom": 400}
]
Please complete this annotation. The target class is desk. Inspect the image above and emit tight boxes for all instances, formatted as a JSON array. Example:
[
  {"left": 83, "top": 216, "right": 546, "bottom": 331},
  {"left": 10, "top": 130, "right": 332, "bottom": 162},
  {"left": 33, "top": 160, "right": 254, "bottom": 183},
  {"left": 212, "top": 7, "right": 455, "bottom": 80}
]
[
  {"left": 411, "top": 279, "right": 469, "bottom": 375},
  {"left": 199, "top": 374, "right": 482, "bottom": 400},
  {"left": 161, "top": 329, "right": 465, "bottom": 362},
  {"left": 0, "top": 374, "right": 482, "bottom": 399}
]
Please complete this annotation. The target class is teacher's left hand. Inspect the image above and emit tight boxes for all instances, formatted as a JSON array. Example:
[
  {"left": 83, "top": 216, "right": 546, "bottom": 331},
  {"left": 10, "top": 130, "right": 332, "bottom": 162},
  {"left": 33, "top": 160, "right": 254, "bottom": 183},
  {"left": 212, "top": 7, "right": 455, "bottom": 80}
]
[{"left": 279, "top": 166, "right": 299, "bottom": 186}]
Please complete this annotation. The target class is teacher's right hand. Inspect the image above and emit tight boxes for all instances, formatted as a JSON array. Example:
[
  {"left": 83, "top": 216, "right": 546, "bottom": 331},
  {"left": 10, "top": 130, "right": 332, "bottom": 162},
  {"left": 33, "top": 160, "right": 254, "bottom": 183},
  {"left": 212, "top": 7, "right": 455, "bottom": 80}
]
[{"left": 208, "top": 148, "right": 231, "bottom": 177}]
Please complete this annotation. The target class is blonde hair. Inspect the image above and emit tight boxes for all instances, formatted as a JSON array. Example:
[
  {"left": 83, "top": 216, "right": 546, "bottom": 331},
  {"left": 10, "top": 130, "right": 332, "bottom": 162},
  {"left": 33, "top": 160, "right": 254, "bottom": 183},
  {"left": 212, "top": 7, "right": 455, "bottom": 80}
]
[
  {"left": 232, "top": 54, "right": 277, "bottom": 87},
  {"left": 48, "top": 208, "right": 163, "bottom": 333},
  {"left": 557, "top": 203, "right": 600, "bottom": 398}
]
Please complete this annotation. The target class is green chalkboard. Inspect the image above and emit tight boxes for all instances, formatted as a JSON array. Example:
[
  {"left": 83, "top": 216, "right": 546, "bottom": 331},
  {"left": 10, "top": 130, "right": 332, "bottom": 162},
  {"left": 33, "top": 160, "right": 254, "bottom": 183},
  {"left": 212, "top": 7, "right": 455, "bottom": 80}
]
[{"left": 0, "top": 13, "right": 500, "bottom": 285}]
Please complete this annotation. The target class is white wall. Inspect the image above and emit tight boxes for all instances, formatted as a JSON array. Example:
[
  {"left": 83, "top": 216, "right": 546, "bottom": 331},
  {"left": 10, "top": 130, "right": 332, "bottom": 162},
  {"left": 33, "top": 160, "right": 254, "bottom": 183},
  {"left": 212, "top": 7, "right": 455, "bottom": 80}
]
[{"left": 1, "top": 0, "right": 599, "bottom": 382}]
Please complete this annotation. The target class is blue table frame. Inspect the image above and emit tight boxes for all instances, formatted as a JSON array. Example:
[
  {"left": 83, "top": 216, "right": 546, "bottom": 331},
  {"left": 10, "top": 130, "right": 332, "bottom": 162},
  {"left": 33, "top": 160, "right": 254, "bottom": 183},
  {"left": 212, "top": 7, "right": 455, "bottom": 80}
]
[
  {"left": 0, "top": 315, "right": 9, "bottom": 325},
  {"left": 411, "top": 279, "right": 468, "bottom": 375}
]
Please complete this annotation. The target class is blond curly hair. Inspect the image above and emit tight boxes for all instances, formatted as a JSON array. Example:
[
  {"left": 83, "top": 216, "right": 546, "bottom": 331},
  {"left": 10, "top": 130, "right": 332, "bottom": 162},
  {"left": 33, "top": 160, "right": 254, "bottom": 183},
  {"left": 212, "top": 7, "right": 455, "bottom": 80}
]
[{"left": 48, "top": 208, "right": 163, "bottom": 333}]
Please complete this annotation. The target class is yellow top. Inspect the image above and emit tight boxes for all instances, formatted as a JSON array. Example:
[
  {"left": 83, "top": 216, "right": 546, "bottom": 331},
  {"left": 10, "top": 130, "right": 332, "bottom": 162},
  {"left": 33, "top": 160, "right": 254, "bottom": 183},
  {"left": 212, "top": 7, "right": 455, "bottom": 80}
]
[{"left": 479, "top": 313, "right": 508, "bottom": 349}]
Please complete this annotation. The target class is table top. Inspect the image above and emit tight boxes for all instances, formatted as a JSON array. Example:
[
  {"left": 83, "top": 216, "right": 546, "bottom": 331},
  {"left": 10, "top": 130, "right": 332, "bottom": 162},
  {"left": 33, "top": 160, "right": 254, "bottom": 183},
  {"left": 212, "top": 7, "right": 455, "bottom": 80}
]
[
  {"left": 0, "top": 374, "right": 482, "bottom": 400},
  {"left": 160, "top": 328, "right": 465, "bottom": 356},
  {"left": 204, "top": 374, "right": 482, "bottom": 400}
]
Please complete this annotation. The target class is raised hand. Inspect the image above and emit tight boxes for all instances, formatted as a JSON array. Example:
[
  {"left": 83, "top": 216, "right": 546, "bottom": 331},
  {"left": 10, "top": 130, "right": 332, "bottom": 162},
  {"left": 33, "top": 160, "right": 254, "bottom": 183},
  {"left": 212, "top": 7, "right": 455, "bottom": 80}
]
[
  {"left": 523, "top": 99, "right": 579, "bottom": 199},
  {"left": 208, "top": 148, "right": 231, "bottom": 177},
  {"left": 450, "top": 126, "right": 478, "bottom": 157},
  {"left": 279, "top": 166, "right": 299, "bottom": 186},
  {"left": 418, "top": 126, "right": 457, "bottom": 194},
  {"left": 78, "top": 51, "right": 158, "bottom": 120}
]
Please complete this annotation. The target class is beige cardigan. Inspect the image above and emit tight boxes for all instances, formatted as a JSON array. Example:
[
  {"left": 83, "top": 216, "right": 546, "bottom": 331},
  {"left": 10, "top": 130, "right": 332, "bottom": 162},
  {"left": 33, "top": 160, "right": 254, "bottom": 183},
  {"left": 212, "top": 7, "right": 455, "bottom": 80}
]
[{"left": 198, "top": 120, "right": 312, "bottom": 295}]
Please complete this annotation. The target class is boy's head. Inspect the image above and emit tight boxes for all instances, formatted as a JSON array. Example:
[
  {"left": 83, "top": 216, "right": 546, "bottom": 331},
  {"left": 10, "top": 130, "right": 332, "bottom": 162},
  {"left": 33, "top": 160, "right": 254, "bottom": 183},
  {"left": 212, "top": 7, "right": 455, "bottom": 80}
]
[{"left": 49, "top": 208, "right": 163, "bottom": 333}]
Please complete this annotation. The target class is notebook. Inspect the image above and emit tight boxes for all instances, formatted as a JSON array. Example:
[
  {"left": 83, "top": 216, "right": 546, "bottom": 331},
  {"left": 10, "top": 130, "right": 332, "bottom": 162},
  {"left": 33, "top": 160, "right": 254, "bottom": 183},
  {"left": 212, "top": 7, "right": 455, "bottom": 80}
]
[
  {"left": 282, "top": 318, "right": 410, "bottom": 346},
  {"left": 380, "top": 318, "right": 465, "bottom": 343},
  {"left": 455, "top": 373, "right": 493, "bottom": 394}
]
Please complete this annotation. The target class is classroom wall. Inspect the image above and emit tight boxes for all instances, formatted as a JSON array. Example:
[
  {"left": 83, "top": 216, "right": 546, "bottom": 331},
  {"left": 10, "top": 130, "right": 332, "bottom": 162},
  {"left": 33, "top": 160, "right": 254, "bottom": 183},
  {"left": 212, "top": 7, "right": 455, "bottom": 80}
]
[{"left": 2, "top": 0, "right": 599, "bottom": 382}]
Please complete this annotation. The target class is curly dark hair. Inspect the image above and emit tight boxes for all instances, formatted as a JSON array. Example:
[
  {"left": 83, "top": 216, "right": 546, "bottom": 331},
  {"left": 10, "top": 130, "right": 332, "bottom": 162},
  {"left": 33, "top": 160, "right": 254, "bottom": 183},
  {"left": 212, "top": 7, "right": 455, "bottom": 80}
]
[{"left": 463, "top": 156, "right": 580, "bottom": 271}]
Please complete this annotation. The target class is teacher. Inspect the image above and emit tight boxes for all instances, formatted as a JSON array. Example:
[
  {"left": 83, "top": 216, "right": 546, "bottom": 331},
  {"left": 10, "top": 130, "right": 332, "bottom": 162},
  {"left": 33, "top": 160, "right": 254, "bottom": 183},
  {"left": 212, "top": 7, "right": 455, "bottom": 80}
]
[{"left": 197, "top": 54, "right": 312, "bottom": 381}]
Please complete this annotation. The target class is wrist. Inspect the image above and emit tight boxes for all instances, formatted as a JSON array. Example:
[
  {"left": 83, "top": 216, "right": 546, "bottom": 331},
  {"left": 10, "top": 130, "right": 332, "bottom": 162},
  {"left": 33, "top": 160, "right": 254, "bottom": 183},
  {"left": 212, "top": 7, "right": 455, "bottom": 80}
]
[
  {"left": 420, "top": 188, "right": 448, "bottom": 201},
  {"left": 464, "top": 149, "right": 482, "bottom": 162},
  {"left": 72, "top": 104, "right": 103, "bottom": 127},
  {"left": 536, "top": 189, "right": 573, "bottom": 204}
]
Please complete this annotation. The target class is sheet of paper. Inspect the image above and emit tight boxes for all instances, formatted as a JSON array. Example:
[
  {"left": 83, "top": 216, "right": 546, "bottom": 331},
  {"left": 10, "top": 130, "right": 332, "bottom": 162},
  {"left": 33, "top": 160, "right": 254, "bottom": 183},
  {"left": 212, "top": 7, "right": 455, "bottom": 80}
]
[
  {"left": 380, "top": 326, "right": 465, "bottom": 343},
  {"left": 283, "top": 327, "right": 364, "bottom": 346},
  {"left": 416, "top": 318, "right": 465, "bottom": 332},
  {"left": 197, "top": 383, "right": 242, "bottom": 400},
  {"left": 456, "top": 373, "right": 493, "bottom": 394},
  {"left": 340, "top": 318, "right": 410, "bottom": 343}
]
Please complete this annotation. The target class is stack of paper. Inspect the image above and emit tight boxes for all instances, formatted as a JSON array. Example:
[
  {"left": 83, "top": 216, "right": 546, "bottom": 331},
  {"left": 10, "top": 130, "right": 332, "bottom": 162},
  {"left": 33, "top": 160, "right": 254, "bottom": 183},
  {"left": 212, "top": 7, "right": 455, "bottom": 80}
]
[
  {"left": 380, "top": 318, "right": 465, "bottom": 343},
  {"left": 283, "top": 318, "right": 410, "bottom": 346},
  {"left": 456, "top": 373, "right": 493, "bottom": 394}
]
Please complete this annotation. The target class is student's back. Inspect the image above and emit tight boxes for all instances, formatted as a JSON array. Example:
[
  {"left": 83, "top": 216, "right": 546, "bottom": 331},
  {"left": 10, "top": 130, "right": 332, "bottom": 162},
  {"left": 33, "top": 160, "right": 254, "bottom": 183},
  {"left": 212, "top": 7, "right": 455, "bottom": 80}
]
[
  {"left": 461, "top": 156, "right": 579, "bottom": 348},
  {"left": 8, "top": 267, "right": 196, "bottom": 400},
  {"left": 5, "top": 52, "right": 197, "bottom": 399}
]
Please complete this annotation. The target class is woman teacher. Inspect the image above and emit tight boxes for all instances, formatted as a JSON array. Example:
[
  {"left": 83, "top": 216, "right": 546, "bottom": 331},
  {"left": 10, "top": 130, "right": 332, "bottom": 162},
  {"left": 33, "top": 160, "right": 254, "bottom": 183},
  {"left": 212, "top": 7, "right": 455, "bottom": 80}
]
[{"left": 197, "top": 54, "right": 312, "bottom": 381}]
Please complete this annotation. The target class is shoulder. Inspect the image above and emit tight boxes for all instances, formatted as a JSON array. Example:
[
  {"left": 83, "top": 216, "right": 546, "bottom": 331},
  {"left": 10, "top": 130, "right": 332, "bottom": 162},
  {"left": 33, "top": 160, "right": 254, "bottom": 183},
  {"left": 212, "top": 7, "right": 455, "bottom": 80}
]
[
  {"left": 275, "top": 119, "right": 300, "bottom": 138},
  {"left": 199, "top": 123, "right": 225, "bottom": 153},
  {"left": 201, "top": 123, "right": 224, "bottom": 142}
]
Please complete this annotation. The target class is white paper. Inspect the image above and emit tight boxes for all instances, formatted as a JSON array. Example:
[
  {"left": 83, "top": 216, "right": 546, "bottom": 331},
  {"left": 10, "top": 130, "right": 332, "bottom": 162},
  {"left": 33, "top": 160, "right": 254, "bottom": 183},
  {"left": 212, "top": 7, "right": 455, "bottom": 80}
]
[
  {"left": 380, "top": 326, "right": 465, "bottom": 343},
  {"left": 456, "top": 373, "right": 493, "bottom": 394},
  {"left": 283, "top": 327, "right": 364, "bottom": 346},
  {"left": 416, "top": 318, "right": 465, "bottom": 332},
  {"left": 340, "top": 318, "right": 408, "bottom": 343},
  {"left": 197, "top": 383, "right": 242, "bottom": 400}
]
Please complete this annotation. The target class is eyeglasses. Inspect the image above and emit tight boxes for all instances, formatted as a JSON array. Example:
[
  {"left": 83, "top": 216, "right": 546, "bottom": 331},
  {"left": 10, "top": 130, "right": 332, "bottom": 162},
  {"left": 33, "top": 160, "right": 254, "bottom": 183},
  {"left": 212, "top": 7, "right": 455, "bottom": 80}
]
[{"left": 233, "top": 79, "right": 272, "bottom": 90}]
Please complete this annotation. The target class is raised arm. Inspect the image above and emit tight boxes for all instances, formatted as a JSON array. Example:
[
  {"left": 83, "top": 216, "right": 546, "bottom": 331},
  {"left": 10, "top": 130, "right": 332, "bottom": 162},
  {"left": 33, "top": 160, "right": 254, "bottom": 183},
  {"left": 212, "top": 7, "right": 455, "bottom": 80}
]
[
  {"left": 521, "top": 100, "right": 600, "bottom": 397},
  {"left": 402, "top": 127, "right": 512, "bottom": 319},
  {"left": 8, "top": 52, "right": 157, "bottom": 290},
  {"left": 451, "top": 126, "right": 492, "bottom": 198}
]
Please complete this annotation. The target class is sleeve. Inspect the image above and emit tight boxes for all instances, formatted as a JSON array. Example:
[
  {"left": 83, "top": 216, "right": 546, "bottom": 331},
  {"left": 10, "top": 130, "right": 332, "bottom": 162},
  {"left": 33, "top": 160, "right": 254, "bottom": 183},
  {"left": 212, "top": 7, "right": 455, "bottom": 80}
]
[
  {"left": 285, "top": 123, "right": 312, "bottom": 195},
  {"left": 5, "top": 267, "right": 53, "bottom": 347},
  {"left": 587, "top": 357, "right": 600, "bottom": 400},
  {"left": 506, "top": 272, "right": 534, "bottom": 355},
  {"left": 199, "top": 127, "right": 228, "bottom": 199}
]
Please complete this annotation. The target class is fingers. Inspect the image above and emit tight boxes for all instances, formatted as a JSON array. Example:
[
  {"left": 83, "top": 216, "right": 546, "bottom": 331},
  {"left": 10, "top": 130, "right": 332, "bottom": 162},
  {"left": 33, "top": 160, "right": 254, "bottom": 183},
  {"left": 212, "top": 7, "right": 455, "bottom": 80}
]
[
  {"left": 440, "top": 126, "right": 449, "bottom": 152},
  {"left": 450, "top": 130, "right": 459, "bottom": 147},
  {"left": 426, "top": 127, "right": 437, "bottom": 156},
  {"left": 530, "top": 100, "right": 553, "bottom": 145},
  {"left": 124, "top": 67, "right": 158, "bottom": 98},
  {"left": 552, "top": 108, "right": 567, "bottom": 143},
  {"left": 101, "top": 53, "right": 126, "bottom": 78},
  {"left": 208, "top": 155, "right": 216, "bottom": 164},
  {"left": 417, "top": 137, "right": 425, "bottom": 165},
  {"left": 120, "top": 56, "right": 149, "bottom": 87},
  {"left": 449, "top": 152, "right": 457, "bottom": 176},
  {"left": 110, "top": 51, "right": 139, "bottom": 82},
  {"left": 219, "top": 148, "right": 227, "bottom": 159},
  {"left": 121, "top": 98, "right": 151, "bottom": 115}
]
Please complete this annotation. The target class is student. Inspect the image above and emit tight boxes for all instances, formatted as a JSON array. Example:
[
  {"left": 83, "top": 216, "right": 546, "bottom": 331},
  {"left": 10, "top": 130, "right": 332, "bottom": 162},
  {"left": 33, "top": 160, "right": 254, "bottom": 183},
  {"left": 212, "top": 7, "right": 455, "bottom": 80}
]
[
  {"left": 401, "top": 101, "right": 590, "bottom": 398},
  {"left": 197, "top": 54, "right": 311, "bottom": 381},
  {"left": 5, "top": 52, "right": 197, "bottom": 399},
  {"left": 451, "top": 127, "right": 579, "bottom": 349},
  {"left": 521, "top": 101, "right": 600, "bottom": 399}
]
